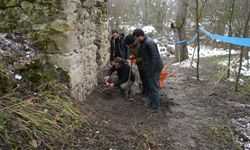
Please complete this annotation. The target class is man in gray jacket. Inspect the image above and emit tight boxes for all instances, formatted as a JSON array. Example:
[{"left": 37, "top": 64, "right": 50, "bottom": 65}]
[{"left": 133, "top": 29, "right": 163, "bottom": 112}]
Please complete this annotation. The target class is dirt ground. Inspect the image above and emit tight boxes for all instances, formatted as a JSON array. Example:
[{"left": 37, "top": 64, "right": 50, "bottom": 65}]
[{"left": 83, "top": 57, "right": 250, "bottom": 150}]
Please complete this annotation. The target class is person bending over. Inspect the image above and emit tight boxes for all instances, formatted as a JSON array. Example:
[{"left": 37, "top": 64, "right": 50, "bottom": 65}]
[{"left": 105, "top": 57, "right": 135, "bottom": 96}]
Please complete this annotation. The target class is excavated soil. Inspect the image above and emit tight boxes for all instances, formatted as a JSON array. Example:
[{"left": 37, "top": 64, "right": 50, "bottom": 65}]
[{"left": 83, "top": 57, "right": 250, "bottom": 150}]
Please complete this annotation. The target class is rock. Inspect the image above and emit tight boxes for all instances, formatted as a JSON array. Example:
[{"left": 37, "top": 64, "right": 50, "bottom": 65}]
[
  {"left": 4, "top": 7, "right": 22, "bottom": 22},
  {"left": 21, "top": 1, "right": 34, "bottom": 15},
  {"left": 0, "top": 0, "right": 109, "bottom": 100},
  {"left": 0, "top": 0, "right": 16, "bottom": 8},
  {"left": 81, "top": 0, "right": 94, "bottom": 8}
]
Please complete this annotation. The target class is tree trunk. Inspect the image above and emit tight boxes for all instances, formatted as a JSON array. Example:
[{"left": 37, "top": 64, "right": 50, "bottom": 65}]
[
  {"left": 172, "top": 0, "right": 188, "bottom": 62},
  {"left": 196, "top": 0, "right": 200, "bottom": 81},
  {"left": 115, "top": 19, "right": 120, "bottom": 30},
  {"left": 143, "top": 0, "right": 149, "bottom": 25},
  {"left": 243, "top": 48, "right": 249, "bottom": 60},
  {"left": 235, "top": 47, "right": 244, "bottom": 91},
  {"left": 235, "top": 7, "right": 250, "bottom": 91},
  {"left": 227, "top": 0, "right": 235, "bottom": 78},
  {"left": 242, "top": 0, "right": 250, "bottom": 59}
]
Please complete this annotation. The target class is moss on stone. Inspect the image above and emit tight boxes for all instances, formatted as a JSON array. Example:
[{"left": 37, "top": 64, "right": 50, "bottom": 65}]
[
  {"left": 30, "top": 9, "right": 47, "bottom": 23},
  {"left": 20, "top": 59, "right": 70, "bottom": 86},
  {"left": 0, "top": 23, "right": 17, "bottom": 32},
  {"left": 28, "top": 29, "right": 61, "bottom": 53},
  {"left": 0, "top": 0, "right": 16, "bottom": 9},
  {"left": 21, "top": 1, "right": 34, "bottom": 15},
  {"left": 47, "top": 21, "right": 74, "bottom": 32},
  {"left": 15, "top": 20, "right": 32, "bottom": 33},
  {"left": 4, "top": 7, "right": 22, "bottom": 23}
]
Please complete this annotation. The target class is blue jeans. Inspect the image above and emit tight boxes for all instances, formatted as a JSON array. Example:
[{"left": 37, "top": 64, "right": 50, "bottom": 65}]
[{"left": 148, "top": 71, "right": 161, "bottom": 108}]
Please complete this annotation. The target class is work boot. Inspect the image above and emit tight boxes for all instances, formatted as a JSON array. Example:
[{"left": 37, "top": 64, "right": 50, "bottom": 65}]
[
  {"left": 125, "top": 97, "right": 134, "bottom": 102},
  {"left": 142, "top": 97, "right": 151, "bottom": 107},
  {"left": 120, "top": 89, "right": 126, "bottom": 97},
  {"left": 145, "top": 106, "right": 159, "bottom": 113}
]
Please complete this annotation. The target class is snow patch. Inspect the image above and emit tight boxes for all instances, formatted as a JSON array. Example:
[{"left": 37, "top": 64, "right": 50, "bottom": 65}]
[
  {"left": 188, "top": 46, "right": 239, "bottom": 59},
  {"left": 172, "top": 59, "right": 197, "bottom": 68},
  {"left": 232, "top": 117, "right": 250, "bottom": 150},
  {"left": 191, "top": 77, "right": 205, "bottom": 81},
  {"left": 220, "top": 59, "right": 250, "bottom": 77},
  {"left": 142, "top": 26, "right": 156, "bottom": 34},
  {"left": 227, "top": 77, "right": 235, "bottom": 82}
]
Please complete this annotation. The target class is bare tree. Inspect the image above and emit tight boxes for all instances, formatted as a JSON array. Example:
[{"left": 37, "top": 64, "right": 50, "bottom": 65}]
[
  {"left": 235, "top": 4, "right": 250, "bottom": 91},
  {"left": 171, "top": 0, "right": 188, "bottom": 62},
  {"left": 227, "top": 0, "right": 235, "bottom": 78},
  {"left": 196, "top": 0, "right": 200, "bottom": 80}
]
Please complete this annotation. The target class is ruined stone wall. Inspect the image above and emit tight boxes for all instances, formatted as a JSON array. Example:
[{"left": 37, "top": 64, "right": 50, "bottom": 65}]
[{"left": 0, "top": 0, "right": 109, "bottom": 100}]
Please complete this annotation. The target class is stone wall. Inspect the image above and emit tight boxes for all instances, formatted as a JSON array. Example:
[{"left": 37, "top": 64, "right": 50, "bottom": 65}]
[{"left": 0, "top": 0, "right": 109, "bottom": 100}]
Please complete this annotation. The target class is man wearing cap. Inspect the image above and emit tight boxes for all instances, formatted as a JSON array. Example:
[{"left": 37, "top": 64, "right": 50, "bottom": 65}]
[{"left": 124, "top": 34, "right": 150, "bottom": 99}]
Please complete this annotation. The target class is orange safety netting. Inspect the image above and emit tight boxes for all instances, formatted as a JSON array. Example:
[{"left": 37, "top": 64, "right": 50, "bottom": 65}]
[{"left": 159, "top": 64, "right": 181, "bottom": 89}]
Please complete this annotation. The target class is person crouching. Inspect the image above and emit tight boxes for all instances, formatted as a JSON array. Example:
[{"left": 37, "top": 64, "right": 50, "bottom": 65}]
[{"left": 104, "top": 57, "right": 135, "bottom": 97}]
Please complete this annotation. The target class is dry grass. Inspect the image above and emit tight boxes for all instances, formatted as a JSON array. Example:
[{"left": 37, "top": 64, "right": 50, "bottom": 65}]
[{"left": 0, "top": 81, "right": 87, "bottom": 149}]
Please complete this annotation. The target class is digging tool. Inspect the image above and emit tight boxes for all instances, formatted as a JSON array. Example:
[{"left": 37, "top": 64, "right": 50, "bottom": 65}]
[{"left": 125, "top": 61, "right": 133, "bottom": 98}]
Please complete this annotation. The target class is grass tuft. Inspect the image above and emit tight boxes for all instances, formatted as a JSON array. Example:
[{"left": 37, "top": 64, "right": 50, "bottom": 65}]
[{"left": 0, "top": 81, "right": 87, "bottom": 149}]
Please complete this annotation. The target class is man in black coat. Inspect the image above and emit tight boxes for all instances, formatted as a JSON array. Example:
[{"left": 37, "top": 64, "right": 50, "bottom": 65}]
[
  {"left": 133, "top": 29, "right": 163, "bottom": 112},
  {"left": 110, "top": 30, "right": 128, "bottom": 62},
  {"left": 105, "top": 57, "right": 135, "bottom": 95},
  {"left": 124, "top": 34, "right": 150, "bottom": 98}
]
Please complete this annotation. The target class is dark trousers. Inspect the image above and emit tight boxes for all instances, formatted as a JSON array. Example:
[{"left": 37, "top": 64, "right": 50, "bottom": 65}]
[
  {"left": 148, "top": 71, "right": 161, "bottom": 108},
  {"left": 138, "top": 67, "right": 150, "bottom": 96}
]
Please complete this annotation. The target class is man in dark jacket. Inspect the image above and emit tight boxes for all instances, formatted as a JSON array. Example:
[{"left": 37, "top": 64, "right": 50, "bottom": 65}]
[
  {"left": 133, "top": 29, "right": 163, "bottom": 112},
  {"left": 124, "top": 34, "right": 150, "bottom": 98},
  {"left": 110, "top": 30, "right": 128, "bottom": 62},
  {"left": 105, "top": 57, "right": 135, "bottom": 95}
]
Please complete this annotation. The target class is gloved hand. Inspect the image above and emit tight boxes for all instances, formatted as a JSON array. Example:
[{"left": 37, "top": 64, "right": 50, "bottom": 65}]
[
  {"left": 107, "top": 83, "right": 115, "bottom": 89},
  {"left": 104, "top": 76, "right": 110, "bottom": 86},
  {"left": 130, "top": 59, "right": 137, "bottom": 63},
  {"left": 129, "top": 55, "right": 136, "bottom": 60},
  {"left": 104, "top": 76, "right": 110, "bottom": 81}
]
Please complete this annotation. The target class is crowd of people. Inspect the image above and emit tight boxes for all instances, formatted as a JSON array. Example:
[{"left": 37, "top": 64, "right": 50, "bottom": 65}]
[{"left": 104, "top": 29, "right": 163, "bottom": 113}]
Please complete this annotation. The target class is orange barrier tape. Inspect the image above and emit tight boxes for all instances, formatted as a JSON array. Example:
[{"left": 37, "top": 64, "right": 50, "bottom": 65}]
[{"left": 159, "top": 64, "right": 182, "bottom": 89}]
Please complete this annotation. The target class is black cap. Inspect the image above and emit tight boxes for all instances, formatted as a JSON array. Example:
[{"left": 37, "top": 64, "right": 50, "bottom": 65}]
[{"left": 124, "top": 34, "right": 135, "bottom": 45}]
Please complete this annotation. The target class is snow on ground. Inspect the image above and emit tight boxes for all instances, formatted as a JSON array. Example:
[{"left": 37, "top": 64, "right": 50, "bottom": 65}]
[
  {"left": 219, "top": 58, "right": 250, "bottom": 77},
  {"left": 157, "top": 42, "right": 239, "bottom": 59},
  {"left": 119, "top": 25, "right": 137, "bottom": 33},
  {"left": 162, "top": 45, "right": 240, "bottom": 69},
  {"left": 172, "top": 59, "right": 197, "bottom": 68},
  {"left": 188, "top": 46, "right": 239, "bottom": 59},
  {"left": 232, "top": 117, "right": 250, "bottom": 150},
  {"left": 142, "top": 25, "right": 156, "bottom": 34}
]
